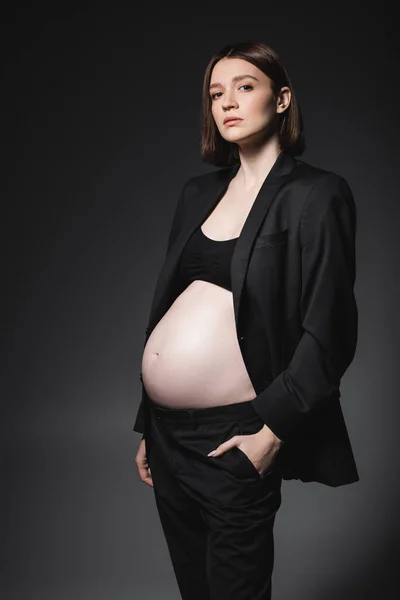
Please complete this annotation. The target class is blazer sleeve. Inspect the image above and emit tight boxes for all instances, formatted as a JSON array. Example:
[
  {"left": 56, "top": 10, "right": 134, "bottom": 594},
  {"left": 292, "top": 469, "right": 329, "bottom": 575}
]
[
  {"left": 133, "top": 177, "right": 193, "bottom": 436},
  {"left": 250, "top": 174, "right": 358, "bottom": 442},
  {"left": 165, "top": 178, "right": 193, "bottom": 254}
]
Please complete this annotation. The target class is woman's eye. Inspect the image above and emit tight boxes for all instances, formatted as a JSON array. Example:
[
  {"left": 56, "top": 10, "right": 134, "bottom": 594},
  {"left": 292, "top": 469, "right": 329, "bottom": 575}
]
[{"left": 211, "top": 84, "right": 253, "bottom": 100}]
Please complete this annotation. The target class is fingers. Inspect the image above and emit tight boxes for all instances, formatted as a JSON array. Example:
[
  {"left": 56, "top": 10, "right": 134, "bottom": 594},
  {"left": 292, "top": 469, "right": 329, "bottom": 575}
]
[
  {"left": 136, "top": 446, "right": 154, "bottom": 487},
  {"left": 207, "top": 435, "right": 241, "bottom": 457},
  {"left": 137, "top": 463, "right": 153, "bottom": 487}
]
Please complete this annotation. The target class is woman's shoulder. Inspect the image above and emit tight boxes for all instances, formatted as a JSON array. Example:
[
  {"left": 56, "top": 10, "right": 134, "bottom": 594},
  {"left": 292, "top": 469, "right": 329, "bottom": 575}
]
[
  {"left": 182, "top": 165, "right": 235, "bottom": 193},
  {"left": 293, "top": 158, "right": 353, "bottom": 192},
  {"left": 182, "top": 157, "right": 353, "bottom": 200},
  {"left": 293, "top": 159, "right": 356, "bottom": 217}
]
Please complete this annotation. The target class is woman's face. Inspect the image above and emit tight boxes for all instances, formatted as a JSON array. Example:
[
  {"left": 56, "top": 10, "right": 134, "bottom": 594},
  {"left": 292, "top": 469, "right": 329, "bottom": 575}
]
[{"left": 209, "top": 57, "right": 290, "bottom": 147}]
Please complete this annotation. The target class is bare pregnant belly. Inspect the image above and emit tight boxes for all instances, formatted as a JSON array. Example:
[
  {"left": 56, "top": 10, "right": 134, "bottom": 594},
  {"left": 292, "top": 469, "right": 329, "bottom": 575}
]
[{"left": 141, "top": 280, "right": 257, "bottom": 409}]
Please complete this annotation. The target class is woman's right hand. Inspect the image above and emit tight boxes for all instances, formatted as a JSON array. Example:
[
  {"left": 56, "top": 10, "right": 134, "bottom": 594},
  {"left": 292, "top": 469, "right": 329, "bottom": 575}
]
[{"left": 135, "top": 438, "right": 153, "bottom": 487}]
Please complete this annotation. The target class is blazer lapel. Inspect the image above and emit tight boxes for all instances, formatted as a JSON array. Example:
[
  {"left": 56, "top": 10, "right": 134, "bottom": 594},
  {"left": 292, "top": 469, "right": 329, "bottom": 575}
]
[{"left": 147, "top": 150, "right": 298, "bottom": 336}]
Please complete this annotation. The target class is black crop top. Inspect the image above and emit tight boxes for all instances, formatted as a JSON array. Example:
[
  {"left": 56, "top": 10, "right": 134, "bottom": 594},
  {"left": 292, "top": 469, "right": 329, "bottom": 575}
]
[{"left": 178, "top": 226, "right": 239, "bottom": 292}]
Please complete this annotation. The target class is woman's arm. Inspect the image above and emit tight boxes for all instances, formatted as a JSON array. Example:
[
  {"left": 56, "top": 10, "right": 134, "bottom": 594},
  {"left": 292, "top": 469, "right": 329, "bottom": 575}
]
[
  {"left": 250, "top": 173, "right": 358, "bottom": 442},
  {"left": 133, "top": 177, "right": 194, "bottom": 435},
  {"left": 165, "top": 178, "right": 193, "bottom": 254}
]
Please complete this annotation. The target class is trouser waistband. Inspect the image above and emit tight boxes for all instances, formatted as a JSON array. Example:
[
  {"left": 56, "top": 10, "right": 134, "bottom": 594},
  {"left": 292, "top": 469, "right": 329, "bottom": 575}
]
[{"left": 146, "top": 396, "right": 260, "bottom": 425}]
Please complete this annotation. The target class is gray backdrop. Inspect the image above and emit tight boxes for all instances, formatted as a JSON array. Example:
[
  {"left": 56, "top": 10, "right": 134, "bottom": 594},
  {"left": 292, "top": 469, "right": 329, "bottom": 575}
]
[{"left": 4, "top": 2, "right": 399, "bottom": 599}]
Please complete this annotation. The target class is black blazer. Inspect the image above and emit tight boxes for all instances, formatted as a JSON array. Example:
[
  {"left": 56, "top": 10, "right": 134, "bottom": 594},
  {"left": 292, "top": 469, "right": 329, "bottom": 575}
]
[{"left": 133, "top": 150, "right": 360, "bottom": 488}]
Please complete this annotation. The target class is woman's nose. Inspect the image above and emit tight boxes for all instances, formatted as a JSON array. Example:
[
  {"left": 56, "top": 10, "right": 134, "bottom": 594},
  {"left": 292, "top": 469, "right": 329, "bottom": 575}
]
[{"left": 222, "top": 91, "right": 238, "bottom": 110}]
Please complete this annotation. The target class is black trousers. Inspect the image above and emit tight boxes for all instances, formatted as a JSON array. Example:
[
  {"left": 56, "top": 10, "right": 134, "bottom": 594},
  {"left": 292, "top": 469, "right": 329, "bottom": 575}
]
[{"left": 144, "top": 396, "right": 283, "bottom": 600}]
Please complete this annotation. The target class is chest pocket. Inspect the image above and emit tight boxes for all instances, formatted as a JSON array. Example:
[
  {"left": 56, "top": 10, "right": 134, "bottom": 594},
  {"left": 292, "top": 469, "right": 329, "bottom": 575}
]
[{"left": 253, "top": 228, "right": 288, "bottom": 249}]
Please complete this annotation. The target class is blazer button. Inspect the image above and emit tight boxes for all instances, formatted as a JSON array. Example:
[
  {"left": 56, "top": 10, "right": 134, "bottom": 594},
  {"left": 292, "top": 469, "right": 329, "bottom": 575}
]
[
  {"left": 139, "top": 372, "right": 143, "bottom": 382},
  {"left": 145, "top": 327, "right": 149, "bottom": 333}
]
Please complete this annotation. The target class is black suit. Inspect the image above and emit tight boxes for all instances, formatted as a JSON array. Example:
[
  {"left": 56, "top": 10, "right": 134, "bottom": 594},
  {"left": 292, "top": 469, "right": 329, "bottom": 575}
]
[{"left": 133, "top": 150, "right": 360, "bottom": 487}]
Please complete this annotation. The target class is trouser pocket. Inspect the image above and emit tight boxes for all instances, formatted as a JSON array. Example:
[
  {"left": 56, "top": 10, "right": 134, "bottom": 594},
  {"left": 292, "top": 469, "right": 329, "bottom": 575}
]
[
  {"left": 148, "top": 408, "right": 280, "bottom": 484},
  {"left": 234, "top": 416, "right": 279, "bottom": 479}
]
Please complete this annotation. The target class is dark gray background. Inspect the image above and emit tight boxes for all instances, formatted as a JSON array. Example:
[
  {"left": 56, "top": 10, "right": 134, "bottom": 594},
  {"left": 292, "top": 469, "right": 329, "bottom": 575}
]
[{"left": 4, "top": 2, "right": 399, "bottom": 599}]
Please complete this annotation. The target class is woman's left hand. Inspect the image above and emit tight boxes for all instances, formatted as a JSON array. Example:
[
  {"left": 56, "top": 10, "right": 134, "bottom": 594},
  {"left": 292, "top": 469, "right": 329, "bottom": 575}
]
[{"left": 207, "top": 425, "right": 282, "bottom": 476}]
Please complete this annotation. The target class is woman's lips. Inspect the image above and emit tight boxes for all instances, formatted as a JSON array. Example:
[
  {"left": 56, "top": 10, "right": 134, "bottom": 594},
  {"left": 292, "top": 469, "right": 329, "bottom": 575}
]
[{"left": 224, "top": 119, "right": 243, "bottom": 127}]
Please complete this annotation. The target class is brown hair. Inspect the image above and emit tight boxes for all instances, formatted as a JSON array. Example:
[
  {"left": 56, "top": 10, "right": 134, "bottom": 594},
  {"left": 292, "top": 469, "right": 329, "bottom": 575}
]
[{"left": 200, "top": 41, "right": 306, "bottom": 167}]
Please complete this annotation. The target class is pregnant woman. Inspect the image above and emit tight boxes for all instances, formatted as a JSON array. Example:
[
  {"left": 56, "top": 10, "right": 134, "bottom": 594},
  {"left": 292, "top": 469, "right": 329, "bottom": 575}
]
[{"left": 133, "top": 40, "right": 359, "bottom": 600}]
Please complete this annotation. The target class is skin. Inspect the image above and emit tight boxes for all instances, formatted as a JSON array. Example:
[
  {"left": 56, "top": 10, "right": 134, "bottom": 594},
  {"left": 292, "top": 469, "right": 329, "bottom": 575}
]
[{"left": 137, "top": 57, "right": 291, "bottom": 487}]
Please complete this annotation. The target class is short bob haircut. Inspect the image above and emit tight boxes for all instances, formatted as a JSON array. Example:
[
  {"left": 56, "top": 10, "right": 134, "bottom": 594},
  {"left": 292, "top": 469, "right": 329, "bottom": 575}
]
[{"left": 200, "top": 41, "right": 306, "bottom": 167}]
